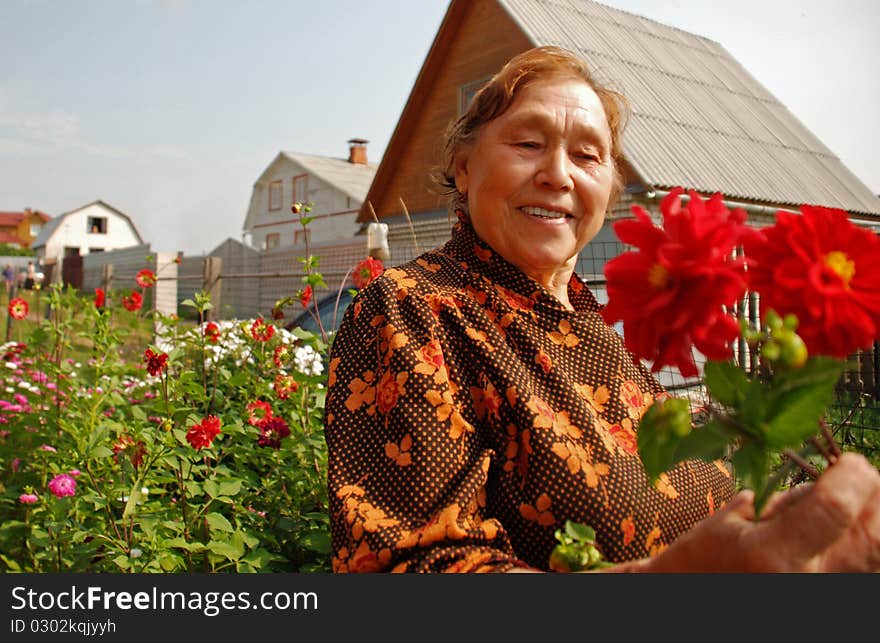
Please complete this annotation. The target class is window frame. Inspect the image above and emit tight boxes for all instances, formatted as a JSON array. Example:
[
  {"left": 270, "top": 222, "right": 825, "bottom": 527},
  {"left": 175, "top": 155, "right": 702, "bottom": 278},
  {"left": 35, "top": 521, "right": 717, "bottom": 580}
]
[
  {"left": 291, "top": 174, "right": 308, "bottom": 206},
  {"left": 268, "top": 180, "right": 283, "bottom": 211}
]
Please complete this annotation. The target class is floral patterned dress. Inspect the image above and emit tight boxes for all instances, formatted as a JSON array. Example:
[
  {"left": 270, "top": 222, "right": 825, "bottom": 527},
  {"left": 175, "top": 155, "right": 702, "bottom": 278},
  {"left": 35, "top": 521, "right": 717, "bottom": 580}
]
[{"left": 325, "top": 214, "right": 735, "bottom": 572}]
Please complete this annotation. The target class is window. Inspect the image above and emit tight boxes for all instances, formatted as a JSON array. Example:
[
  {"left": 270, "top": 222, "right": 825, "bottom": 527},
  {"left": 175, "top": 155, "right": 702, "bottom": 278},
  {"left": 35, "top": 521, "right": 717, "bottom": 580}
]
[
  {"left": 88, "top": 247, "right": 104, "bottom": 253},
  {"left": 87, "top": 217, "right": 107, "bottom": 234},
  {"left": 294, "top": 229, "right": 310, "bottom": 246},
  {"left": 291, "top": 174, "right": 308, "bottom": 205},
  {"left": 64, "top": 246, "right": 80, "bottom": 257},
  {"left": 459, "top": 77, "right": 490, "bottom": 115},
  {"left": 268, "top": 180, "right": 282, "bottom": 211},
  {"left": 265, "top": 233, "right": 280, "bottom": 250},
  {"left": 29, "top": 223, "right": 42, "bottom": 236}
]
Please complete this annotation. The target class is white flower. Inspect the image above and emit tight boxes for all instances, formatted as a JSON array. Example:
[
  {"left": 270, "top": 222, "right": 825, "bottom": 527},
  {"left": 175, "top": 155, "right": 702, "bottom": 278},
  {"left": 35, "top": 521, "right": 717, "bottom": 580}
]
[
  {"left": 130, "top": 548, "right": 143, "bottom": 559},
  {"left": 294, "top": 345, "right": 323, "bottom": 376},
  {"left": 5, "top": 362, "right": 17, "bottom": 370}
]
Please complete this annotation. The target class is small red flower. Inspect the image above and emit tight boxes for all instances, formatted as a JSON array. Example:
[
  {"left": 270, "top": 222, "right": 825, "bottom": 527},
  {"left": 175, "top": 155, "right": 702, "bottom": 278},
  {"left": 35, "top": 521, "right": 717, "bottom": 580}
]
[
  {"left": 271, "top": 306, "right": 285, "bottom": 320},
  {"left": 273, "top": 373, "right": 299, "bottom": 400},
  {"left": 8, "top": 298, "right": 28, "bottom": 320},
  {"left": 94, "top": 288, "right": 106, "bottom": 309},
  {"left": 601, "top": 189, "right": 749, "bottom": 377},
  {"left": 122, "top": 291, "right": 143, "bottom": 312},
  {"left": 113, "top": 434, "right": 146, "bottom": 469},
  {"left": 299, "top": 285, "right": 313, "bottom": 308},
  {"left": 136, "top": 269, "right": 157, "bottom": 288},
  {"left": 143, "top": 348, "right": 168, "bottom": 377},
  {"left": 186, "top": 415, "right": 222, "bottom": 450},
  {"left": 203, "top": 321, "right": 220, "bottom": 344},
  {"left": 246, "top": 400, "right": 273, "bottom": 426},
  {"left": 273, "top": 345, "right": 290, "bottom": 367},
  {"left": 743, "top": 204, "right": 880, "bottom": 358},
  {"left": 352, "top": 257, "right": 384, "bottom": 290},
  {"left": 250, "top": 318, "right": 275, "bottom": 342},
  {"left": 257, "top": 416, "right": 291, "bottom": 449}
]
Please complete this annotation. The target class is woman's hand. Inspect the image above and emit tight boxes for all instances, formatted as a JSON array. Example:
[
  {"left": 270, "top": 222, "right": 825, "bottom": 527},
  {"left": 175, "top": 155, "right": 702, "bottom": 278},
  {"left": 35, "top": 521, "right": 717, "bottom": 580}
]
[{"left": 621, "top": 453, "right": 880, "bottom": 572}]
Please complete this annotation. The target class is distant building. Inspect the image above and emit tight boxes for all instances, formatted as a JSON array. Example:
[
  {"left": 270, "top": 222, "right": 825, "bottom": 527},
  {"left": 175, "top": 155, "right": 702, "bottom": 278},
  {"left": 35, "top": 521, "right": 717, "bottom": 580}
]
[
  {"left": 242, "top": 139, "right": 377, "bottom": 251},
  {"left": 0, "top": 208, "right": 52, "bottom": 249},
  {"left": 32, "top": 200, "right": 145, "bottom": 272}
]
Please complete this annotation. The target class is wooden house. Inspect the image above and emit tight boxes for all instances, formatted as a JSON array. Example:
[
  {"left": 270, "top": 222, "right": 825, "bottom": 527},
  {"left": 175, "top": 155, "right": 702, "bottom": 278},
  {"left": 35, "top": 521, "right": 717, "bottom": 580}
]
[
  {"left": 361, "top": 0, "right": 880, "bottom": 270},
  {"left": 0, "top": 208, "right": 52, "bottom": 248}
]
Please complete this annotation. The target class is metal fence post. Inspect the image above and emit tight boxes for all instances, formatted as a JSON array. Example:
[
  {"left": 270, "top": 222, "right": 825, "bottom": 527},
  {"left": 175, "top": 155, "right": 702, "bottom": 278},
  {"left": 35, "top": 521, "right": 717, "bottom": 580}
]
[{"left": 203, "top": 257, "right": 222, "bottom": 321}]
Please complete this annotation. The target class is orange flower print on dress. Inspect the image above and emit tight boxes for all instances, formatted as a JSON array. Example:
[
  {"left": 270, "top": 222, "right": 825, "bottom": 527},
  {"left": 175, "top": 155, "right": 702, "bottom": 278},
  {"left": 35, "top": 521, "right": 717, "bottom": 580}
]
[
  {"left": 473, "top": 243, "right": 493, "bottom": 263},
  {"left": 621, "top": 515, "right": 636, "bottom": 546},
  {"left": 502, "top": 423, "right": 531, "bottom": 485},
  {"left": 494, "top": 284, "right": 535, "bottom": 314},
  {"left": 378, "top": 323, "right": 409, "bottom": 366},
  {"left": 383, "top": 267, "right": 417, "bottom": 299},
  {"left": 415, "top": 257, "right": 441, "bottom": 273},
  {"left": 548, "top": 319, "right": 580, "bottom": 347},
  {"left": 519, "top": 493, "right": 556, "bottom": 526},
  {"left": 552, "top": 410, "right": 583, "bottom": 441},
  {"left": 470, "top": 378, "right": 503, "bottom": 422},
  {"left": 534, "top": 349, "right": 553, "bottom": 374},
  {"left": 645, "top": 519, "right": 667, "bottom": 557},
  {"left": 425, "top": 387, "right": 475, "bottom": 450},
  {"left": 396, "top": 504, "right": 470, "bottom": 549},
  {"left": 376, "top": 370, "right": 408, "bottom": 414},
  {"left": 707, "top": 489, "right": 716, "bottom": 516},
  {"left": 574, "top": 383, "right": 610, "bottom": 415},
  {"left": 413, "top": 339, "right": 449, "bottom": 384},
  {"left": 385, "top": 434, "right": 413, "bottom": 467},
  {"left": 424, "top": 292, "right": 463, "bottom": 320},
  {"left": 654, "top": 473, "right": 679, "bottom": 500},
  {"left": 328, "top": 357, "right": 340, "bottom": 387},
  {"left": 600, "top": 417, "right": 638, "bottom": 456},
  {"left": 525, "top": 394, "right": 555, "bottom": 431},
  {"left": 619, "top": 379, "right": 653, "bottom": 421},
  {"left": 550, "top": 441, "right": 610, "bottom": 488},
  {"left": 345, "top": 370, "right": 376, "bottom": 413}
]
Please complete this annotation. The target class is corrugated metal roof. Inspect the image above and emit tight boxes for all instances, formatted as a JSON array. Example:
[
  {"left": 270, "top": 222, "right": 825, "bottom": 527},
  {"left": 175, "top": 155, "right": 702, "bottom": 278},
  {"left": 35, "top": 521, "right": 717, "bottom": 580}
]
[
  {"left": 499, "top": 0, "right": 880, "bottom": 216},
  {"left": 282, "top": 152, "right": 377, "bottom": 202}
]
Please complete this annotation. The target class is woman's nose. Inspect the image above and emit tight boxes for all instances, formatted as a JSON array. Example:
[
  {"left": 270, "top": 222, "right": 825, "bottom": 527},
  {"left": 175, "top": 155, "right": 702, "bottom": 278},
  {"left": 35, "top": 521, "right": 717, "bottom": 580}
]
[{"left": 535, "top": 146, "right": 574, "bottom": 191}]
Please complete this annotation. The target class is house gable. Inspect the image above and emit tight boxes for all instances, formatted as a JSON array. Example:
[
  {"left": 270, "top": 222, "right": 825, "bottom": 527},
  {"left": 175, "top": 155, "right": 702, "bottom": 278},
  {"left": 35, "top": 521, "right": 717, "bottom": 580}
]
[{"left": 33, "top": 201, "right": 144, "bottom": 262}]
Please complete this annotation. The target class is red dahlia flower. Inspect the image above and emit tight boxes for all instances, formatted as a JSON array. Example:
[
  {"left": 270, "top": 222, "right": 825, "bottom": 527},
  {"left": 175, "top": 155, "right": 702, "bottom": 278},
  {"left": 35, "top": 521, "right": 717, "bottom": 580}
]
[
  {"left": 143, "top": 348, "right": 168, "bottom": 376},
  {"left": 122, "top": 291, "right": 143, "bottom": 312},
  {"left": 246, "top": 400, "right": 273, "bottom": 426},
  {"left": 136, "top": 269, "right": 157, "bottom": 288},
  {"left": 203, "top": 321, "right": 220, "bottom": 343},
  {"left": 186, "top": 415, "right": 222, "bottom": 450},
  {"left": 257, "top": 416, "right": 291, "bottom": 449},
  {"left": 250, "top": 318, "right": 275, "bottom": 342},
  {"left": 94, "top": 288, "right": 106, "bottom": 309},
  {"left": 8, "top": 298, "right": 28, "bottom": 320},
  {"left": 274, "top": 373, "right": 299, "bottom": 399},
  {"left": 743, "top": 204, "right": 880, "bottom": 358},
  {"left": 601, "top": 188, "right": 749, "bottom": 377},
  {"left": 352, "top": 256, "right": 384, "bottom": 289}
]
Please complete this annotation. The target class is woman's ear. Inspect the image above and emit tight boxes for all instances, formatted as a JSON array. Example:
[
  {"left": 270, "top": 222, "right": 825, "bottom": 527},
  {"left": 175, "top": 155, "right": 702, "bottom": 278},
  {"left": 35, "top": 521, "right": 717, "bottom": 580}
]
[{"left": 453, "top": 148, "right": 470, "bottom": 195}]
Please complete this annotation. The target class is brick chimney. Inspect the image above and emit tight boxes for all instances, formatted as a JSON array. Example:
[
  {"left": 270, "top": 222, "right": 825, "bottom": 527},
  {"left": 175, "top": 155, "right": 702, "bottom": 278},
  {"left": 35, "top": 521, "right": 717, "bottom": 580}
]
[{"left": 348, "top": 138, "right": 368, "bottom": 165}]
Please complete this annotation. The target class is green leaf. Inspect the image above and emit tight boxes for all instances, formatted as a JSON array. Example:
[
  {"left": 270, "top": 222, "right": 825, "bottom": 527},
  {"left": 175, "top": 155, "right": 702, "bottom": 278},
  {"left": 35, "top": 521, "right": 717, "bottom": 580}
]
[
  {"left": 637, "top": 407, "right": 680, "bottom": 482},
  {"left": 165, "top": 537, "right": 206, "bottom": 553},
  {"left": 704, "top": 360, "right": 750, "bottom": 407},
  {"left": 564, "top": 521, "right": 596, "bottom": 544},
  {"left": 732, "top": 442, "right": 770, "bottom": 499},
  {"left": 203, "top": 479, "right": 220, "bottom": 498},
  {"left": 672, "top": 419, "right": 734, "bottom": 462},
  {"left": 207, "top": 538, "right": 244, "bottom": 561},
  {"left": 218, "top": 479, "right": 242, "bottom": 497},
  {"left": 206, "top": 512, "right": 234, "bottom": 533},
  {"left": 763, "top": 381, "right": 836, "bottom": 449}
]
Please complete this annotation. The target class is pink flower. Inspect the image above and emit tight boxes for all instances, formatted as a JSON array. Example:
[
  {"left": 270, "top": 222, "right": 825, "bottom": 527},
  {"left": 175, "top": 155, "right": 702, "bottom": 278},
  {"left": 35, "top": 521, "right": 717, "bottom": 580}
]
[
  {"left": 48, "top": 473, "right": 77, "bottom": 498},
  {"left": 11, "top": 457, "right": 21, "bottom": 472},
  {"left": 19, "top": 493, "right": 39, "bottom": 504},
  {"left": 40, "top": 444, "right": 56, "bottom": 452},
  {"left": 68, "top": 469, "right": 81, "bottom": 477}
]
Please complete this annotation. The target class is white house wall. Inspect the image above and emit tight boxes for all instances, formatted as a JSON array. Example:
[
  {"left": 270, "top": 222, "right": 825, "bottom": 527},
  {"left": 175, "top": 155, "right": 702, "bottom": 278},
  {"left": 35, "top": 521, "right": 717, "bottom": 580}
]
[
  {"left": 44, "top": 203, "right": 142, "bottom": 264},
  {"left": 247, "top": 158, "right": 361, "bottom": 250}
]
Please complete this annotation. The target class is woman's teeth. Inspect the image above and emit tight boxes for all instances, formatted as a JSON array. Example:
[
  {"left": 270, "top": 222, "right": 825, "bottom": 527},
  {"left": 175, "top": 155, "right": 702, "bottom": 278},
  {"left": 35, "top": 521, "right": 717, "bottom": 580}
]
[{"left": 521, "top": 206, "right": 567, "bottom": 219}]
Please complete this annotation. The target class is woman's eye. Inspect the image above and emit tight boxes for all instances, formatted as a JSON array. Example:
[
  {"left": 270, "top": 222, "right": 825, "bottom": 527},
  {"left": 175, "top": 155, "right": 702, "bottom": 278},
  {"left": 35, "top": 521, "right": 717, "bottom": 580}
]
[
  {"left": 515, "top": 141, "right": 541, "bottom": 149},
  {"left": 574, "top": 151, "right": 600, "bottom": 163}
]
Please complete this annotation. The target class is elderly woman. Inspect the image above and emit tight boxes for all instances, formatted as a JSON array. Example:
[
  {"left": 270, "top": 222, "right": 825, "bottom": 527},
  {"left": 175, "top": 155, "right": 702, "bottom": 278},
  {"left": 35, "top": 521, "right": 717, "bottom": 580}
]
[{"left": 324, "top": 46, "right": 880, "bottom": 573}]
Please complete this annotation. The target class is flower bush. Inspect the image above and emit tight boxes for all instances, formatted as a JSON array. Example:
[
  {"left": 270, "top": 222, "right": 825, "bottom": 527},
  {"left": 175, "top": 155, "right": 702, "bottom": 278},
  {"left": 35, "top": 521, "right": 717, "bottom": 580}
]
[{"left": 0, "top": 249, "right": 367, "bottom": 572}]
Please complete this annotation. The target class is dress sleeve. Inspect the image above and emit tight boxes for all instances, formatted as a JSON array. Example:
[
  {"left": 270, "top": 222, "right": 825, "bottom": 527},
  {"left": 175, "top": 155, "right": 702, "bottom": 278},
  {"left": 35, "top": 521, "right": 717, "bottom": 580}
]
[{"left": 324, "top": 272, "right": 528, "bottom": 572}]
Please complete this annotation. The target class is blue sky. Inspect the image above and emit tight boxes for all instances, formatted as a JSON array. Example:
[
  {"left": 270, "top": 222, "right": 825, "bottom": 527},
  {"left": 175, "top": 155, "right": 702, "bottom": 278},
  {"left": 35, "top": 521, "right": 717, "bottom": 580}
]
[{"left": 1, "top": 0, "right": 877, "bottom": 255}]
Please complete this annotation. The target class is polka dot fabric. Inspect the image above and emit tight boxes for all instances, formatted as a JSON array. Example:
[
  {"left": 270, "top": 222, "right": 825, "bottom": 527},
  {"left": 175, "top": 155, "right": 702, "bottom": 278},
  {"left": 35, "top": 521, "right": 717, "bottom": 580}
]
[{"left": 325, "top": 213, "right": 735, "bottom": 573}]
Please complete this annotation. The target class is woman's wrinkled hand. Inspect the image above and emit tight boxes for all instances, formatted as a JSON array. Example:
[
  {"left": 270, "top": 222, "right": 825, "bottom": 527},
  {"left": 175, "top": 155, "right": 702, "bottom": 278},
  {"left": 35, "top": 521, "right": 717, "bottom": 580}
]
[{"left": 621, "top": 453, "right": 880, "bottom": 572}]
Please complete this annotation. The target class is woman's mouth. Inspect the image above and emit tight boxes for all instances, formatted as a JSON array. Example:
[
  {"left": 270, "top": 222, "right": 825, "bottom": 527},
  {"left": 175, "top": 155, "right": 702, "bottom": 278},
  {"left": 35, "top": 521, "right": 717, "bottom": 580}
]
[{"left": 520, "top": 206, "right": 571, "bottom": 220}]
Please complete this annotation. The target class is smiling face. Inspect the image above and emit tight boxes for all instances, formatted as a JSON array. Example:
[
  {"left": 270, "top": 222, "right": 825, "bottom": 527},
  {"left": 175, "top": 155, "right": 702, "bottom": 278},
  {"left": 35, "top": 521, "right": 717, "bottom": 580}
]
[{"left": 453, "top": 77, "right": 615, "bottom": 296}]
